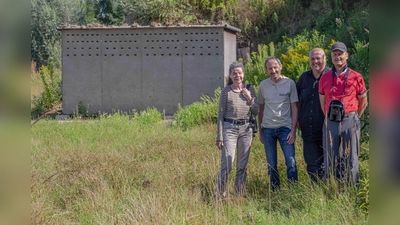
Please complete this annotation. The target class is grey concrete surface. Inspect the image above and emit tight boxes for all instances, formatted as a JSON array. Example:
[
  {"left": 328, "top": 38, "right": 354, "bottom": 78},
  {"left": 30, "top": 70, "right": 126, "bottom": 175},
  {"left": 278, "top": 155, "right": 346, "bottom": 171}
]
[{"left": 59, "top": 25, "right": 240, "bottom": 115}]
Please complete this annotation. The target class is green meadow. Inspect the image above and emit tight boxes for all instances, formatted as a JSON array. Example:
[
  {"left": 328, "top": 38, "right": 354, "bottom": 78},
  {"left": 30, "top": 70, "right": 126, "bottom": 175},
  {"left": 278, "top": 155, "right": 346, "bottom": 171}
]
[{"left": 31, "top": 109, "right": 368, "bottom": 224}]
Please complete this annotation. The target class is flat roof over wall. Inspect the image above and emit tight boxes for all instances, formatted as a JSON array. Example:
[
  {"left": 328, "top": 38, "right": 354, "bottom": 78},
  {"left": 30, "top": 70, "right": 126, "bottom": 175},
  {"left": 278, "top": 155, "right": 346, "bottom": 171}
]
[{"left": 57, "top": 24, "right": 241, "bottom": 33}]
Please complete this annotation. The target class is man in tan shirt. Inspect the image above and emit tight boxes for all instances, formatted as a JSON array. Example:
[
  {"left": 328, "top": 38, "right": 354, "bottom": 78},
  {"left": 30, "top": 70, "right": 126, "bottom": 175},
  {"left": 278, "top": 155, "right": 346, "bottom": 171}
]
[{"left": 257, "top": 56, "right": 299, "bottom": 191}]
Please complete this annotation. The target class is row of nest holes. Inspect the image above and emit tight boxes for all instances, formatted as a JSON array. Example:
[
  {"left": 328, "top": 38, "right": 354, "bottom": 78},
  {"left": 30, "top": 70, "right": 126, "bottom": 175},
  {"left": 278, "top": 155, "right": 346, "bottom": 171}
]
[
  {"left": 146, "top": 39, "right": 219, "bottom": 42},
  {"left": 67, "top": 34, "right": 100, "bottom": 36},
  {"left": 66, "top": 46, "right": 219, "bottom": 50},
  {"left": 66, "top": 32, "right": 219, "bottom": 37},
  {"left": 66, "top": 39, "right": 219, "bottom": 43},
  {"left": 66, "top": 53, "right": 220, "bottom": 57}
]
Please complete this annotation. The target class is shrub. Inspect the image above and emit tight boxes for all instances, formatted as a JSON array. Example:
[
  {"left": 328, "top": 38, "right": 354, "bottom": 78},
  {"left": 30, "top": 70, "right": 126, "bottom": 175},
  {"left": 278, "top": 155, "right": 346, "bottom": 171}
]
[
  {"left": 31, "top": 62, "right": 62, "bottom": 118},
  {"left": 243, "top": 30, "right": 330, "bottom": 84},
  {"left": 349, "top": 41, "right": 369, "bottom": 145},
  {"left": 349, "top": 41, "right": 369, "bottom": 87},
  {"left": 174, "top": 87, "right": 220, "bottom": 130},
  {"left": 241, "top": 42, "right": 276, "bottom": 86},
  {"left": 73, "top": 101, "right": 92, "bottom": 119},
  {"left": 132, "top": 107, "right": 163, "bottom": 127},
  {"left": 346, "top": 5, "right": 369, "bottom": 45},
  {"left": 128, "top": 0, "right": 196, "bottom": 24},
  {"left": 280, "top": 30, "right": 330, "bottom": 82}
]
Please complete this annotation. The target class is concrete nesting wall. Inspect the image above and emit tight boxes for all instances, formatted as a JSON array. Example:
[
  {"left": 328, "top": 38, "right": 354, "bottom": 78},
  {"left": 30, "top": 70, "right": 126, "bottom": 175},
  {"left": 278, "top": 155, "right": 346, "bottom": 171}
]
[{"left": 59, "top": 25, "right": 240, "bottom": 115}]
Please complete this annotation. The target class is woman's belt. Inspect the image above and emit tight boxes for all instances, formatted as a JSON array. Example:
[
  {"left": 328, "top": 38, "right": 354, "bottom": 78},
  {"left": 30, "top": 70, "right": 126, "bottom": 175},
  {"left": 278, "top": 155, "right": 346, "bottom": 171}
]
[{"left": 224, "top": 118, "right": 249, "bottom": 125}]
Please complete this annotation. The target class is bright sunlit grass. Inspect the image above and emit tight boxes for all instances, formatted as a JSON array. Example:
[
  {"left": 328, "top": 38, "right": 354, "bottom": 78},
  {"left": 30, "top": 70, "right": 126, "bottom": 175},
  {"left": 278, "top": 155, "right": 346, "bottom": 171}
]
[{"left": 31, "top": 112, "right": 368, "bottom": 224}]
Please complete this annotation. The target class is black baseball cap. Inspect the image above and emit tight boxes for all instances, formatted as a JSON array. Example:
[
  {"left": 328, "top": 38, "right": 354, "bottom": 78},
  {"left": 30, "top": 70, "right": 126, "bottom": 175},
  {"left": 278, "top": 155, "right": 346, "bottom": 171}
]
[{"left": 330, "top": 42, "right": 347, "bottom": 52}]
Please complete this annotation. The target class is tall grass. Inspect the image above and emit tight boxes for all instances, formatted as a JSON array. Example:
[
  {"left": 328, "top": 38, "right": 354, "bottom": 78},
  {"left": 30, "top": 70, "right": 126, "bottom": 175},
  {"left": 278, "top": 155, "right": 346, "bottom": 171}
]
[{"left": 31, "top": 108, "right": 368, "bottom": 224}]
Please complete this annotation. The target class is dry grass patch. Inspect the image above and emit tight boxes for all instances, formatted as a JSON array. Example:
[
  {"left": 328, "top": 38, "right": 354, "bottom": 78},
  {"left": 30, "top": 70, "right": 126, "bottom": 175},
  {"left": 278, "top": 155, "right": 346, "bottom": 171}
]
[{"left": 31, "top": 117, "right": 368, "bottom": 224}]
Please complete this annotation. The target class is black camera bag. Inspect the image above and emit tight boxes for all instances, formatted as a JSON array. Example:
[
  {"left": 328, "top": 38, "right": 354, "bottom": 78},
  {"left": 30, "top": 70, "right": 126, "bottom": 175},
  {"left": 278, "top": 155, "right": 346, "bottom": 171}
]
[{"left": 328, "top": 100, "right": 345, "bottom": 122}]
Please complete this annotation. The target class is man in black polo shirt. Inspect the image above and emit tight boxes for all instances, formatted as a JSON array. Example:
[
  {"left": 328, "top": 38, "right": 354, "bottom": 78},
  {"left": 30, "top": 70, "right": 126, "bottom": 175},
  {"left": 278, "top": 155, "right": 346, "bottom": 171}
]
[{"left": 296, "top": 48, "right": 331, "bottom": 182}]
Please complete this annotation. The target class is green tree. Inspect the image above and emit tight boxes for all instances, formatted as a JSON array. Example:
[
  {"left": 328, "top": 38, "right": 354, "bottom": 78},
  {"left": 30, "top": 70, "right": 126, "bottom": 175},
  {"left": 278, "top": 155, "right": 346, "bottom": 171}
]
[
  {"left": 31, "top": 0, "right": 61, "bottom": 70},
  {"left": 82, "top": 0, "right": 99, "bottom": 24},
  {"left": 31, "top": 0, "right": 98, "bottom": 69},
  {"left": 126, "top": 0, "right": 195, "bottom": 25},
  {"left": 51, "top": 0, "right": 86, "bottom": 25},
  {"left": 96, "top": 0, "right": 126, "bottom": 25}
]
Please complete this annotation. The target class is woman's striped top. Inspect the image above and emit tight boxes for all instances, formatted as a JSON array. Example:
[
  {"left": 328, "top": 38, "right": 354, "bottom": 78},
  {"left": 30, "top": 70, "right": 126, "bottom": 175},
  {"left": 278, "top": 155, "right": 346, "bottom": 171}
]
[{"left": 216, "top": 84, "right": 259, "bottom": 141}]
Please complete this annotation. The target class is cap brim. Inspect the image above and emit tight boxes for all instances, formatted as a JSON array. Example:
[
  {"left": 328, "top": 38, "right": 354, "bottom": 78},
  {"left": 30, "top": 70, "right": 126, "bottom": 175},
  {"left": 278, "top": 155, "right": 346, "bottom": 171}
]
[{"left": 331, "top": 48, "right": 346, "bottom": 52}]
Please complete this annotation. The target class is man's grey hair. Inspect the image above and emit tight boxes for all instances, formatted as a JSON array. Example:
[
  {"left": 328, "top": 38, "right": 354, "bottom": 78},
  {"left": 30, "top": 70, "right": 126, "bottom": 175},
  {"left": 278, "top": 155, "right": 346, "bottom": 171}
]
[
  {"left": 264, "top": 56, "right": 282, "bottom": 67},
  {"left": 229, "top": 61, "right": 244, "bottom": 75}
]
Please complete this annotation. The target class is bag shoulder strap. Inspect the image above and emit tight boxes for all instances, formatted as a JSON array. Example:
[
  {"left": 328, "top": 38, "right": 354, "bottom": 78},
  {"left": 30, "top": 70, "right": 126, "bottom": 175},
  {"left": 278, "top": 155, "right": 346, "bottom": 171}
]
[
  {"left": 331, "top": 69, "right": 350, "bottom": 101},
  {"left": 245, "top": 84, "right": 255, "bottom": 115}
]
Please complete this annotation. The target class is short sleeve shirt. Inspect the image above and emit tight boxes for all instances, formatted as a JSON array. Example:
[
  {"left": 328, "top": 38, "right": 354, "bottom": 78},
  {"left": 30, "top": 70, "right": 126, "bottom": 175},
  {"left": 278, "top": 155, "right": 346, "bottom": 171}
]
[
  {"left": 257, "top": 76, "right": 298, "bottom": 129},
  {"left": 296, "top": 67, "right": 330, "bottom": 141},
  {"left": 319, "top": 67, "right": 367, "bottom": 114}
]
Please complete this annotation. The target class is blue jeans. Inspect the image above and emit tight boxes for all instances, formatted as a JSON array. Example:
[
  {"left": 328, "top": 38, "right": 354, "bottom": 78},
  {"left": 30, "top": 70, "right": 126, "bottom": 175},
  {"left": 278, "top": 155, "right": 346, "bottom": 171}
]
[{"left": 261, "top": 127, "right": 298, "bottom": 190}]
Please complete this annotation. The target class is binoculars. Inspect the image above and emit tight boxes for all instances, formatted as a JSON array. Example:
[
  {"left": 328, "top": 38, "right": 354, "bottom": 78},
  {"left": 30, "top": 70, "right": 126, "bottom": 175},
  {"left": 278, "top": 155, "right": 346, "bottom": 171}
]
[{"left": 328, "top": 100, "right": 345, "bottom": 122}]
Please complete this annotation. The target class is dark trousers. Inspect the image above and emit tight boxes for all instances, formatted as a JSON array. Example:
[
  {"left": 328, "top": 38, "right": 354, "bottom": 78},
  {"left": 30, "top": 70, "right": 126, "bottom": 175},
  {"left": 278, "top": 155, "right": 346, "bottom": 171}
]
[
  {"left": 322, "top": 113, "right": 360, "bottom": 185},
  {"left": 302, "top": 139, "right": 324, "bottom": 182}
]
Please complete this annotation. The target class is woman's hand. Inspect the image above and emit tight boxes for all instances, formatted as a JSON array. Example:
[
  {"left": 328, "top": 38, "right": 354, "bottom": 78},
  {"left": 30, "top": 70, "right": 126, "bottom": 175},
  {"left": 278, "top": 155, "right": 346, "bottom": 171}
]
[
  {"left": 216, "top": 140, "right": 224, "bottom": 150},
  {"left": 241, "top": 88, "right": 253, "bottom": 103}
]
